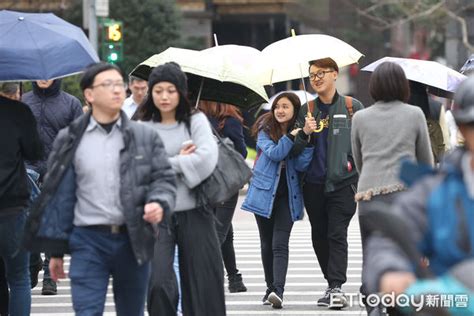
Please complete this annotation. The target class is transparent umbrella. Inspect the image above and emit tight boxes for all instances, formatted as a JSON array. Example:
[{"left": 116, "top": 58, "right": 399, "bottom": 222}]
[{"left": 362, "top": 57, "right": 466, "bottom": 98}]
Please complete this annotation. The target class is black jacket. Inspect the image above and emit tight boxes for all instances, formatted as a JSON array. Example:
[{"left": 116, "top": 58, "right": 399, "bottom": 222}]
[
  {"left": 0, "top": 96, "right": 43, "bottom": 213},
  {"left": 22, "top": 80, "right": 83, "bottom": 179},
  {"left": 24, "top": 112, "right": 177, "bottom": 265}
]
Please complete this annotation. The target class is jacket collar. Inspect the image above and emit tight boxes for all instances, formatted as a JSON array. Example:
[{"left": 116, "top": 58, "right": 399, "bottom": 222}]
[{"left": 32, "top": 80, "right": 61, "bottom": 98}]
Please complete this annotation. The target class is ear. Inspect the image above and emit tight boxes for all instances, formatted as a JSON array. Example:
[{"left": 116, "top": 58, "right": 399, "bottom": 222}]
[
  {"left": 333, "top": 71, "right": 338, "bottom": 81},
  {"left": 83, "top": 88, "right": 94, "bottom": 105}
]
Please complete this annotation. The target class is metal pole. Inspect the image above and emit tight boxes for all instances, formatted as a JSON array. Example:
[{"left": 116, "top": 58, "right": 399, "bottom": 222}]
[{"left": 88, "top": 0, "right": 98, "bottom": 53}]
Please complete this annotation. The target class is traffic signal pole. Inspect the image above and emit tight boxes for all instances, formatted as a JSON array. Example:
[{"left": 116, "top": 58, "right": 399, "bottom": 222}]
[{"left": 85, "top": 0, "right": 98, "bottom": 52}]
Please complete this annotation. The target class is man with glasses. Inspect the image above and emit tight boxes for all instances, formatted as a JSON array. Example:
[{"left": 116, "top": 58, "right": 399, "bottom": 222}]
[
  {"left": 122, "top": 76, "right": 148, "bottom": 118},
  {"left": 292, "top": 58, "right": 364, "bottom": 310},
  {"left": 24, "top": 62, "right": 177, "bottom": 315}
]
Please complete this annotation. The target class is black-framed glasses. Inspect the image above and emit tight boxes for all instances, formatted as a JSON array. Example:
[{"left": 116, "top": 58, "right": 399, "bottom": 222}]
[
  {"left": 91, "top": 81, "right": 126, "bottom": 91},
  {"left": 309, "top": 70, "right": 335, "bottom": 81}
]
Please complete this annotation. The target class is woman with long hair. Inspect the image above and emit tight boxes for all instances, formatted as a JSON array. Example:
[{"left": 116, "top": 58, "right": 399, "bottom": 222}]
[
  {"left": 242, "top": 92, "right": 313, "bottom": 309},
  {"left": 134, "top": 62, "right": 226, "bottom": 315},
  {"left": 199, "top": 101, "right": 248, "bottom": 293}
]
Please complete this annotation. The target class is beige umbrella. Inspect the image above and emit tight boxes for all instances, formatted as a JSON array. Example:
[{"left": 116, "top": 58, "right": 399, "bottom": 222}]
[
  {"left": 130, "top": 46, "right": 268, "bottom": 109},
  {"left": 261, "top": 34, "right": 364, "bottom": 85}
]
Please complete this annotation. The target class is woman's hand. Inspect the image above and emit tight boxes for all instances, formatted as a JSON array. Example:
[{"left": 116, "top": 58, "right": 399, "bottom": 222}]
[
  {"left": 290, "top": 128, "right": 302, "bottom": 136},
  {"left": 180, "top": 144, "right": 196, "bottom": 155}
]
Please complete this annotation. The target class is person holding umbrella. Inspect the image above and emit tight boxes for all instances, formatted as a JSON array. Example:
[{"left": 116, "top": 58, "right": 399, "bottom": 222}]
[
  {"left": 291, "top": 57, "right": 364, "bottom": 309},
  {"left": 22, "top": 78, "right": 83, "bottom": 294},
  {"left": 363, "top": 75, "right": 474, "bottom": 315}
]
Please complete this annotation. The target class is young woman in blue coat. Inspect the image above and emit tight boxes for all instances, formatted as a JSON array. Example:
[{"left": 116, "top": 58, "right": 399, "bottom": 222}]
[{"left": 242, "top": 92, "right": 313, "bottom": 309}]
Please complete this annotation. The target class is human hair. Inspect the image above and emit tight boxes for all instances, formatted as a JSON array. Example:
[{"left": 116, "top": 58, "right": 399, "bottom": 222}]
[
  {"left": 80, "top": 62, "right": 124, "bottom": 91},
  {"left": 129, "top": 75, "right": 146, "bottom": 84},
  {"left": 0, "top": 82, "right": 19, "bottom": 96},
  {"left": 369, "top": 62, "right": 410, "bottom": 103},
  {"left": 308, "top": 57, "right": 339, "bottom": 73},
  {"left": 251, "top": 92, "right": 301, "bottom": 142},
  {"left": 199, "top": 101, "right": 244, "bottom": 130},
  {"left": 132, "top": 82, "right": 195, "bottom": 127}
]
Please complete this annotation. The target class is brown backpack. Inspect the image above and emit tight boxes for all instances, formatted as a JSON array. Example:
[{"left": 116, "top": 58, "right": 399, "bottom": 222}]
[{"left": 308, "top": 96, "right": 353, "bottom": 119}]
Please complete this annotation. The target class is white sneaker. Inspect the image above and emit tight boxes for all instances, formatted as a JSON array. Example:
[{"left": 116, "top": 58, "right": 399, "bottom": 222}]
[{"left": 328, "top": 287, "right": 348, "bottom": 310}]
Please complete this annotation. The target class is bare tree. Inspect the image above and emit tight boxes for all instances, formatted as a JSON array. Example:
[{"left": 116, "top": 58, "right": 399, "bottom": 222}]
[{"left": 345, "top": 0, "right": 474, "bottom": 52}]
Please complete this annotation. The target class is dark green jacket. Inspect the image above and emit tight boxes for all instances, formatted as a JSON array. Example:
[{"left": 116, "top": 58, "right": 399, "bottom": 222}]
[{"left": 293, "top": 92, "right": 364, "bottom": 192}]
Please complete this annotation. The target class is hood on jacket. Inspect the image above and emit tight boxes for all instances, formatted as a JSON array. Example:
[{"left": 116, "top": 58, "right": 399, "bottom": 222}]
[{"left": 32, "top": 79, "right": 62, "bottom": 98}]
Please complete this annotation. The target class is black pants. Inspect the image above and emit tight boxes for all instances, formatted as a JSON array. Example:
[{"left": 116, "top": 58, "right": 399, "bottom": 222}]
[
  {"left": 255, "top": 193, "right": 293, "bottom": 296},
  {"left": 303, "top": 183, "right": 356, "bottom": 288},
  {"left": 215, "top": 193, "right": 239, "bottom": 276},
  {"left": 358, "top": 192, "right": 401, "bottom": 315},
  {"left": 148, "top": 207, "right": 226, "bottom": 316},
  {"left": 0, "top": 258, "right": 8, "bottom": 315}
]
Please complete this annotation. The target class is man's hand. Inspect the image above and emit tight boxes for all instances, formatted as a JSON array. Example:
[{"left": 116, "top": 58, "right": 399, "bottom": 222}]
[
  {"left": 379, "top": 271, "right": 416, "bottom": 296},
  {"left": 143, "top": 202, "right": 164, "bottom": 224},
  {"left": 49, "top": 258, "right": 65, "bottom": 282},
  {"left": 303, "top": 116, "right": 317, "bottom": 135},
  {"left": 290, "top": 128, "right": 301, "bottom": 136}
]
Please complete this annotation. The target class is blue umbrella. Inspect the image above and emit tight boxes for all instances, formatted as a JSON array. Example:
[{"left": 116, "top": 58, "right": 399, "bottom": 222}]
[{"left": 0, "top": 10, "right": 99, "bottom": 81}]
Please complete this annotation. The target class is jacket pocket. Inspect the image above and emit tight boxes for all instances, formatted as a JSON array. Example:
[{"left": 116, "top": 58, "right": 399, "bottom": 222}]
[{"left": 251, "top": 171, "right": 272, "bottom": 190}]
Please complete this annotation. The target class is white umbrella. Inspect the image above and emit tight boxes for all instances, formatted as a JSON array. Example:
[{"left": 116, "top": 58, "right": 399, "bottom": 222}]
[
  {"left": 261, "top": 90, "right": 317, "bottom": 111},
  {"left": 361, "top": 57, "right": 466, "bottom": 98},
  {"left": 130, "top": 46, "right": 268, "bottom": 108},
  {"left": 261, "top": 34, "right": 364, "bottom": 85}
]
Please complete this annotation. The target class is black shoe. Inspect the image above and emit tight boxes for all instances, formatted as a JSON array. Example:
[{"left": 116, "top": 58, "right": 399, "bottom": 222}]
[
  {"left": 41, "top": 279, "right": 57, "bottom": 295},
  {"left": 228, "top": 273, "right": 247, "bottom": 293},
  {"left": 328, "top": 287, "right": 348, "bottom": 310},
  {"left": 29, "top": 261, "right": 42, "bottom": 289},
  {"left": 317, "top": 287, "right": 331, "bottom": 307},
  {"left": 268, "top": 291, "right": 283, "bottom": 309},
  {"left": 262, "top": 287, "right": 272, "bottom": 305}
]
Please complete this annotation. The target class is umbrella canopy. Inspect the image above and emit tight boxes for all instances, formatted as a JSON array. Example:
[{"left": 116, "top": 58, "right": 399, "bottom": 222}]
[
  {"left": 460, "top": 54, "right": 474, "bottom": 75},
  {"left": 261, "top": 90, "right": 316, "bottom": 111},
  {"left": 130, "top": 46, "right": 268, "bottom": 109},
  {"left": 261, "top": 34, "right": 364, "bottom": 84},
  {"left": 361, "top": 57, "right": 466, "bottom": 98},
  {"left": 0, "top": 10, "right": 99, "bottom": 81}
]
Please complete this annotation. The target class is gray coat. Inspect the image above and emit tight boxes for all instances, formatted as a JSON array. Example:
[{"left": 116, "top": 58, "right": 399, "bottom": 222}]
[{"left": 24, "top": 112, "right": 177, "bottom": 265}]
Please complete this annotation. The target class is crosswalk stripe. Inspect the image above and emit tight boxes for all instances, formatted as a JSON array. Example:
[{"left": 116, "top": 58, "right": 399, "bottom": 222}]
[{"left": 31, "top": 216, "right": 364, "bottom": 314}]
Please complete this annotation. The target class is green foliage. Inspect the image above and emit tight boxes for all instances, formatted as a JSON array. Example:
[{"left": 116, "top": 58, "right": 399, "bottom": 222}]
[
  {"left": 109, "top": 0, "right": 182, "bottom": 75},
  {"left": 61, "top": 0, "right": 182, "bottom": 77}
]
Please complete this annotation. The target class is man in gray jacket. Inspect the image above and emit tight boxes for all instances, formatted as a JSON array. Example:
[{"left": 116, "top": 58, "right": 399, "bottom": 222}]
[{"left": 24, "top": 62, "right": 177, "bottom": 316}]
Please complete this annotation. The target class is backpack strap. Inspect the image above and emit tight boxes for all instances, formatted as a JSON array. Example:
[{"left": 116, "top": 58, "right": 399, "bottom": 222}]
[{"left": 345, "top": 96, "right": 353, "bottom": 120}]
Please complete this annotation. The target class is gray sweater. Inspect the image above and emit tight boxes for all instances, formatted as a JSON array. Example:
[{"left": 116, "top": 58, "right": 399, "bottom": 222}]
[
  {"left": 351, "top": 101, "right": 434, "bottom": 201},
  {"left": 145, "top": 112, "right": 217, "bottom": 211}
]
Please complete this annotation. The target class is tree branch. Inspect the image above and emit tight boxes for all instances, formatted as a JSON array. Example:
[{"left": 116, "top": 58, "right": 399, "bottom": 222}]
[{"left": 444, "top": 9, "right": 474, "bottom": 52}]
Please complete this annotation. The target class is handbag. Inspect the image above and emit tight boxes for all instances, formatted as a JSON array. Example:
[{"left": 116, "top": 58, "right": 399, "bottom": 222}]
[{"left": 195, "top": 125, "right": 253, "bottom": 207}]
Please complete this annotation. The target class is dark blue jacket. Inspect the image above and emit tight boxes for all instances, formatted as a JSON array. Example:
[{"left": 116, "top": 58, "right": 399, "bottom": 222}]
[
  {"left": 22, "top": 80, "right": 83, "bottom": 178},
  {"left": 209, "top": 116, "right": 247, "bottom": 158}
]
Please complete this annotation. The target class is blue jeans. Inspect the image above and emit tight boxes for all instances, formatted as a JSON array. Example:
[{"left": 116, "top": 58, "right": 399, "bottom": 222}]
[
  {"left": 68, "top": 227, "right": 150, "bottom": 316},
  {"left": 0, "top": 212, "right": 31, "bottom": 316}
]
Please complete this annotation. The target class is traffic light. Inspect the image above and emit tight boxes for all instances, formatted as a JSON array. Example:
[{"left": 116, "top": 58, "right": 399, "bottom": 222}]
[{"left": 100, "top": 20, "right": 123, "bottom": 63}]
